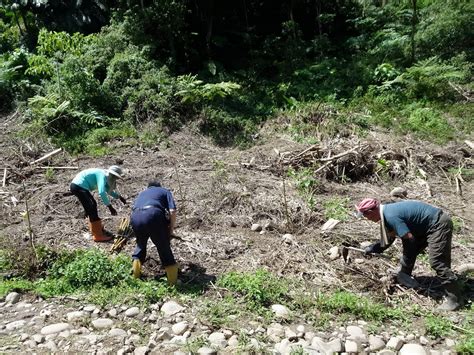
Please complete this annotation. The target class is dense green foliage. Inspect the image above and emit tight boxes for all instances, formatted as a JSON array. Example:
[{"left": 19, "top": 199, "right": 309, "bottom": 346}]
[{"left": 0, "top": 0, "right": 472, "bottom": 151}]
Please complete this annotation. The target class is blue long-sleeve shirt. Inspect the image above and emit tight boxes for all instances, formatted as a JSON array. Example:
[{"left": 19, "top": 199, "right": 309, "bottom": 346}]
[{"left": 72, "top": 168, "right": 119, "bottom": 206}]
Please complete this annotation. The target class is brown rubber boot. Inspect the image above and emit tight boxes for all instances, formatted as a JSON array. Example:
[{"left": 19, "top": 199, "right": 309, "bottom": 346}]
[{"left": 90, "top": 220, "right": 113, "bottom": 242}]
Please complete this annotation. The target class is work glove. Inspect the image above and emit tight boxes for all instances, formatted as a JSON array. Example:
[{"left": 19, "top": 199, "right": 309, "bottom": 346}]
[
  {"left": 364, "top": 242, "right": 384, "bottom": 255},
  {"left": 108, "top": 205, "right": 117, "bottom": 216},
  {"left": 119, "top": 196, "right": 127, "bottom": 204}
]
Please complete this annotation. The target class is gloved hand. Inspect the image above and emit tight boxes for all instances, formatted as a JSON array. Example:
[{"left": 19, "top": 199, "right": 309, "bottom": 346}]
[
  {"left": 108, "top": 205, "right": 117, "bottom": 216},
  {"left": 364, "top": 242, "right": 384, "bottom": 255},
  {"left": 119, "top": 196, "right": 127, "bottom": 204}
]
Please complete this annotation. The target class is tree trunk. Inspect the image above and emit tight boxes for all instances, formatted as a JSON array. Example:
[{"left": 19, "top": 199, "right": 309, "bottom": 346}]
[{"left": 410, "top": 0, "right": 418, "bottom": 64}]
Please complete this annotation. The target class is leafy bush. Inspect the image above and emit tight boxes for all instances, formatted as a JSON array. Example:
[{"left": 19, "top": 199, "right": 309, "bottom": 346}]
[
  {"left": 217, "top": 269, "right": 288, "bottom": 310},
  {"left": 48, "top": 249, "right": 130, "bottom": 289}
]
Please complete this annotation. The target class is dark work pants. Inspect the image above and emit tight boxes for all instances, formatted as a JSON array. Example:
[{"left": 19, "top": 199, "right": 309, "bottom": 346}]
[
  {"left": 130, "top": 208, "right": 176, "bottom": 267},
  {"left": 70, "top": 183, "right": 100, "bottom": 222},
  {"left": 400, "top": 212, "right": 456, "bottom": 285}
]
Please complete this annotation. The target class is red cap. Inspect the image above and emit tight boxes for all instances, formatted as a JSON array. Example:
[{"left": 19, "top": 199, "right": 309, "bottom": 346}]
[{"left": 355, "top": 198, "right": 379, "bottom": 217}]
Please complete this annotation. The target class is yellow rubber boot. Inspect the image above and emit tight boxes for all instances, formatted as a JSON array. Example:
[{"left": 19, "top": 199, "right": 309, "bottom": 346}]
[
  {"left": 132, "top": 259, "right": 141, "bottom": 279},
  {"left": 165, "top": 264, "right": 178, "bottom": 286}
]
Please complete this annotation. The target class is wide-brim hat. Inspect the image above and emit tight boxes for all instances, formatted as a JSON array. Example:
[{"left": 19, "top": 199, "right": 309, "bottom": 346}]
[{"left": 107, "top": 165, "right": 123, "bottom": 179}]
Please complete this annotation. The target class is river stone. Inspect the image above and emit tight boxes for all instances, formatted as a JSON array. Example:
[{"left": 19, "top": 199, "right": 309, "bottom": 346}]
[
  {"left": 125, "top": 307, "right": 140, "bottom": 317},
  {"left": 419, "top": 336, "right": 429, "bottom": 345},
  {"left": 386, "top": 336, "right": 404, "bottom": 350},
  {"left": 92, "top": 318, "right": 114, "bottom": 329},
  {"left": 67, "top": 311, "right": 87, "bottom": 322},
  {"left": 6, "top": 320, "right": 26, "bottom": 331},
  {"left": 345, "top": 339, "right": 361, "bottom": 353},
  {"left": 251, "top": 223, "right": 262, "bottom": 232},
  {"left": 390, "top": 187, "right": 408, "bottom": 198},
  {"left": 369, "top": 335, "right": 385, "bottom": 351},
  {"left": 24, "top": 340, "right": 37, "bottom": 348},
  {"left": 311, "top": 337, "right": 343, "bottom": 353},
  {"left": 197, "top": 347, "right": 217, "bottom": 355},
  {"left": 329, "top": 246, "right": 340, "bottom": 260},
  {"left": 445, "top": 339, "right": 456, "bottom": 347},
  {"left": 32, "top": 334, "right": 45, "bottom": 344},
  {"left": 267, "top": 323, "right": 285, "bottom": 337},
  {"left": 208, "top": 332, "right": 227, "bottom": 348},
  {"left": 41, "top": 323, "right": 70, "bottom": 335},
  {"left": 171, "top": 321, "right": 188, "bottom": 335},
  {"left": 109, "top": 328, "right": 127, "bottom": 338},
  {"left": 271, "top": 304, "right": 291, "bottom": 319},
  {"left": 5, "top": 292, "right": 20, "bottom": 304},
  {"left": 108, "top": 308, "right": 118, "bottom": 317},
  {"left": 346, "top": 325, "right": 367, "bottom": 342},
  {"left": 134, "top": 346, "right": 149, "bottom": 355},
  {"left": 161, "top": 301, "right": 185, "bottom": 316},
  {"left": 378, "top": 350, "right": 396, "bottom": 355},
  {"left": 228, "top": 335, "right": 239, "bottom": 347},
  {"left": 399, "top": 343, "right": 427, "bottom": 355}
]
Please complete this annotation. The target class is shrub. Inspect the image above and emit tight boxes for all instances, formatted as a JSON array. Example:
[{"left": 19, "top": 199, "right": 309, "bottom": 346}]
[
  {"left": 49, "top": 249, "right": 131, "bottom": 289},
  {"left": 217, "top": 269, "right": 288, "bottom": 309}
]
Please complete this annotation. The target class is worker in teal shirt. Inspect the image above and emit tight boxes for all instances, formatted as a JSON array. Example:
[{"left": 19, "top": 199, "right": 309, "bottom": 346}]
[
  {"left": 70, "top": 166, "right": 127, "bottom": 242},
  {"left": 356, "top": 198, "right": 462, "bottom": 311}
]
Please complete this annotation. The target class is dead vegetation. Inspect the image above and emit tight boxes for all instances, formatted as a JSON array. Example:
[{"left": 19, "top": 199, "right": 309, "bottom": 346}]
[{"left": 0, "top": 112, "right": 473, "bottom": 310}]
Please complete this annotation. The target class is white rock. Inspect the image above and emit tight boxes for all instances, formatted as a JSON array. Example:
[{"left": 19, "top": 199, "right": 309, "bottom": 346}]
[
  {"left": 58, "top": 330, "right": 71, "bottom": 338},
  {"left": 311, "top": 337, "right": 343, "bottom": 354},
  {"left": 160, "top": 301, "right": 185, "bottom": 316},
  {"left": 378, "top": 350, "right": 396, "bottom": 355},
  {"left": 171, "top": 321, "right": 188, "bottom": 335},
  {"left": 5, "top": 292, "right": 20, "bottom": 304},
  {"left": 282, "top": 234, "right": 294, "bottom": 243},
  {"left": 386, "top": 336, "right": 404, "bottom": 351},
  {"left": 445, "top": 338, "right": 456, "bottom": 347},
  {"left": 6, "top": 320, "right": 26, "bottom": 331},
  {"left": 271, "top": 304, "right": 291, "bottom": 319},
  {"left": 399, "top": 343, "right": 427, "bottom": 355},
  {"left": 304, "top": 331, "right": 316, "bottom": 342},
  {"left": 32, "top": 334, "right": 45, "bottom": 344},
  {"left": 345, "top": 339, "right": 361, "bottom": 353},
  {"left": 108, "top": 308, "right": 118, "bottom": 317},
  {"left": 169, "top": 335, "right": 186, "bottom": 345},
  {"left": 329, "top": 246, "right": 340, "bottom": 260},
  {"left": 83, "top": 305, "right": 96, "bottom": 312},
  {"left": 134, "top": 346, "right": 150, "bottom": 355},
  {"left": 20, "top": 333, "right": 29, "bottom": 341},
  {"left": 92, "top": 318, "right": 114, "bottom": 329},
  {"left": 24, "top": 339, "right": 37, "bottom": 348},
  {"left": 125, "top": 307, "right": 140, "bottom": 317},
  {"left": 296, "top": 325, "right": 305, "bottom": 333},
  {"left": 197, "top": 347, "right": 217, "bottom": 355},
  {"left": 228, "top": 335, "right": 239, "bottom": 347},
  {"left": 346, "top": 325, "right": 367, "bottom": 342},
  {"left": 67, "top": 311, "right": 87, "bottom": 322},
  {"left": 251, "top": 223, "right": 262, "bottom": 232},
  {"left": 41, "top": 323, "right": 70, "bottom": 335},
  {"left": 369, "top": 335, "right": 385, "bottom": 351},
  {"left": 267, "top": 323, "right": 285, "bottom": 338},
  {"left": 407, "top": 334, "right": 415, "bottom": 341},
  {"left": 419, "top": 336, "right": 429, "bottom": 345},
  {"left": 285, "top": 327, "right": 297, "bottom": 339},
  {"left": 109, "top": 328, "right": 128, "bottom": 338},
  {"left": 155, "top": 327, "right": 172, "bottom": 341},
  {"left": 44, "top": 340, "right": 58, "bottom": 351},
  {"left": 208, "top": 332, "right": 227, "bottom": 348}
]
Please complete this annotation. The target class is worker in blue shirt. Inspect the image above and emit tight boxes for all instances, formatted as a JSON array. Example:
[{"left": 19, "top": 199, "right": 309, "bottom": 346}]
[
  {"left": 130, "top": 180, "right": 178, "bottom": 286},
  {"left": 70, "top": 166, "right": 127, "bottom": 242},
  {"left": 356, "top": 198, "right": 462, "bottom": 311}
]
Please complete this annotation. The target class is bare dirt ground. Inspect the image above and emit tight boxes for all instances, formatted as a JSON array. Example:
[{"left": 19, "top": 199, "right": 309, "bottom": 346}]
[{"left": 1, "top": 112, "right": 473, "bottom": 310}]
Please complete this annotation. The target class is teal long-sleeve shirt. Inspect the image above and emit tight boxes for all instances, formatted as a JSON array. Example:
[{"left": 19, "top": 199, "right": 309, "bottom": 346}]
[{"left": 72, "top": 168, "right": 119, "bottom": 206}]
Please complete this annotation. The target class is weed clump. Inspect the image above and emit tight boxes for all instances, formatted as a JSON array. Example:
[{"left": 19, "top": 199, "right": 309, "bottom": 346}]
[{"left": 217, "top": 269, "right": 289, "bottom": 310}]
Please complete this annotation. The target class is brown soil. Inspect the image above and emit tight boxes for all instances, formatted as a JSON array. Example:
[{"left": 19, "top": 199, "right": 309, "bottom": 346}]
[{"left": 1, "top": 113, "right": 473, "bottom": 309}]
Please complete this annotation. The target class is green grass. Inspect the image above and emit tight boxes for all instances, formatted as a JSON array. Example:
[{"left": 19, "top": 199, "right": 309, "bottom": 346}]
[
  {"left": 0, "top": 279, "right": 34, "bottom": 298},
  {"left": 424, "top": 314, "right": 453, "bottom": 337},
  {"left": 322, "top": 197, "right": 351, "bottom": 221}
]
